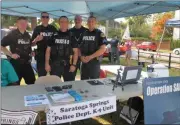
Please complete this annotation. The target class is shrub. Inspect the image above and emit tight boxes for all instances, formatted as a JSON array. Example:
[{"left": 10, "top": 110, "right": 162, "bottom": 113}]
[{"left": 170, "top": 40, "right": 180, "bottom": 50}]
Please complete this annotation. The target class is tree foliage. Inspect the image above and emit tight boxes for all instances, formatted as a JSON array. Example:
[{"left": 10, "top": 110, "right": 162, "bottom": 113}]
[
  {"left": 126, "top": 15, "right": 151, "bottom": 38},
  {"left": 1, "top": 15, "right": 18, "bottom": 28},
  {"left": 108, "top": 22, "right": 127, "bottom": 40},
  {"left": 150, "top": 12, "right": 174, "bottom": 40}
]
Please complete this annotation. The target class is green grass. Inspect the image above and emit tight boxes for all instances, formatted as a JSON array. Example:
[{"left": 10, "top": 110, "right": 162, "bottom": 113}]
[
  {"left": 21, "top": 57, "right": 179, "bottom": 85},
  {"left": 101, "top": 57, "right": 180, "bottom": 77}
]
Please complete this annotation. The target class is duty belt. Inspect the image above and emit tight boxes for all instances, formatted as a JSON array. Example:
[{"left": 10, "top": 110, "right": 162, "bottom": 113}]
[{"left": 53, "top": 59, "right": 69, "bottom": 66}]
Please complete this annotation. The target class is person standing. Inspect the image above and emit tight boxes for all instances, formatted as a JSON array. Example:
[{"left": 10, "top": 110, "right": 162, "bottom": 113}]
[
  {"left": 1, "top": 17, "right": 35, "bottom": 85},
  {"left": 32, "top": 12, "right": 57, "bottom": 77},
  {"left": 45, "top": 16, "right": 78, "bottom": 81},
  {"left": 1, "top": 58, "right": 19, "bottom": 87},
  {"left": 110, "top": 36, "right": 120, "bottom": 64},
  {"left": 80, "top": 16, "right": 106, "bottom": 80},
  {"left": 125, "top": 39, "right": 133, "bottom": 66},
  {"left": 70, "top": 15, "right": 87, "bottom": 80}
]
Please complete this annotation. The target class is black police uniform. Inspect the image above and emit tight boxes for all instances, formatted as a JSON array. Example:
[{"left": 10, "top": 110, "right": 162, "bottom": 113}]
[
  {"left": 1, "top": 29, "right": 35, "bottom": 85},
  {"left": 80, "top": 29, "right": 106, "bottom": 80},
  {"left": 69, "top": 26, "right": 87, "bottom": 80},
  {"left": 32, "top": 25, "right": 57, "bottom": 77},
  {"left": 110, "top": 39, "right": 120, "bottom": 64},
  {"left": 48, "top": 30, "right": 78, "bottom": 81}
]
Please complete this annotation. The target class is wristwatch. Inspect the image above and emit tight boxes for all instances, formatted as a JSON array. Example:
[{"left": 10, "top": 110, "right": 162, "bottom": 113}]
[{"left": 71, "top": 64, "right": 76, "bottom": 67}]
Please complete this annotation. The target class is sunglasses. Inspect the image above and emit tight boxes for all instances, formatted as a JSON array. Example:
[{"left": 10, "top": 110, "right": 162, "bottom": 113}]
[{"left": 41, "top": 16, "right": 49, "bottom": 19}]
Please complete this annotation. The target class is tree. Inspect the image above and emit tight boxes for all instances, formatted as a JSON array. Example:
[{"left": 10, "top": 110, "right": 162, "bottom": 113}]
[
  {"left": 97, "top": 20, "right": 106, "bottom": 26},
  {"left": 126, "top": 15, "right": 151, "bottom": 38},
  {"left": 50, "top": 19, "right": 60, "bottom": 30},
  {"left": 108, "top": 22, "right": 127, "bottom": 40},
  {"left": 126, "top": 15, "right": 150, "bottom": 26},
  {"left": 1, "top": 15, "right": 18, "bottom": 28},
  {"left": 150, "top": 12, "right": 174, "bottom": 40}
]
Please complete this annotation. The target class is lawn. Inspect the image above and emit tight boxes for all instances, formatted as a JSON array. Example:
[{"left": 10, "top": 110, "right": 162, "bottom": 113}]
[
  {"left": 21, "top": 57, "right": 180, "bottom": 84},
  {"left": 101, "top": 57, "right": 180, "bottom": 77}
]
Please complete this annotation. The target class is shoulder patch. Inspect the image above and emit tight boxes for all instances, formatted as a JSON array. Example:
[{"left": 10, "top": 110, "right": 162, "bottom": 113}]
[{"left": 100, "top": 32, "right": 105, "bottom": 37}]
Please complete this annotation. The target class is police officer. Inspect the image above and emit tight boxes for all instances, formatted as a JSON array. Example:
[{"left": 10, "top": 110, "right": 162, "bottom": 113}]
[
  {"left": 70, "top": 15, "right": 87, "bottom": 80},
  {"left": 80, "top": 16, "right": 106, "bottom": 80},
  {"left": 32, "top": 12, "right": 57, "bottom": 77},
  {"left": 110, "top": 35, "right": 120, "bottom": 64},
  {"left": 45, "top": 16, "right": 78, "bottom": 81},
  {"left": 1, "top": 17, "right": 35, "bottom": 85}
]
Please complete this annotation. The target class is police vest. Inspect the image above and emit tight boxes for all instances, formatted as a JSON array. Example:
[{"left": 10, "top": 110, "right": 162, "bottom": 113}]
[
  {"left": 10, "top": 31, "right": 32, "bottom": 63},
  {"left": 80, "top": 29, "right": 99, "bottom": 56},
  {"left": 51, "top": 32, "right": 73, "bottom": 61},
  {"left": 35, "top": 25, "right": 56, "bottom": 58}
]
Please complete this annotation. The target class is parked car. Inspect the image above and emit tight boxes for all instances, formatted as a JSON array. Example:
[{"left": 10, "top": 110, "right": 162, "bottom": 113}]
[
  {"left": 173, "top": 48, "right": 180, "bottom": 55},
  {"left": 136, "top": 42, "right": 157, "bottom": 51}
]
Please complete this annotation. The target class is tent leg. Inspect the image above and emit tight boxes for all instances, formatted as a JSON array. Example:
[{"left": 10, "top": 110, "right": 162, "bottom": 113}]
[{"left": 156, "top": 27, "right": 166, "bottom": 61}]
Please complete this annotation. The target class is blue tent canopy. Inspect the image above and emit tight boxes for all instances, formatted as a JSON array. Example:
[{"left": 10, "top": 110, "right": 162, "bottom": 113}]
[
  {"left": 1, "top": 0, "right": 180, "bottom": 20},
  {"left": 166, "top": 19, "right": 180, "bottom": 28}
]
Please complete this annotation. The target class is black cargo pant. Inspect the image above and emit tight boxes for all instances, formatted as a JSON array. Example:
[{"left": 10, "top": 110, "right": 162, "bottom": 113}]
[
  {"left": 72, "top": 57, "right": 81, "bottom": 80},
  {"left": 81, "top": 59, "right": 100, "bottom": 80},
  {"left": 10, "top": 59, "right": 35, "bottom": 85},
  {"left": 35, "top": 54, "right": 47, "bottom": 77},
  {"left": 37, "top": 61, "right": 47, "bottom": 77},
  {"left": 50, "top": 60, "right": 75, "bottom": 81}
]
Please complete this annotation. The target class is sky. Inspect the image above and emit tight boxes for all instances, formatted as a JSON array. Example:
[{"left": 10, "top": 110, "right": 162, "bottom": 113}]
[{"left": 114, "top": 18, "right": 126, "bottom": 23}]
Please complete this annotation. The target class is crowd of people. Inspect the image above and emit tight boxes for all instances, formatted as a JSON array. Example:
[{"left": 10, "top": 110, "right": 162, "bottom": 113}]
[{"left": 1, "top": 12, "right": 107, "bottom": 86}]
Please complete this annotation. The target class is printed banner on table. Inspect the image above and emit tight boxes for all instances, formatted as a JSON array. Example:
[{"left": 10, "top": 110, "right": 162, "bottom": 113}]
[
  {"left": 46, "top": 95, "right": 116, "bottom": 124},
  {"left": 143, "top": 77, "right": 180, "bottom": 124},
  {"left": 1, "top": 109, "right": 38, "bottom": 124}
]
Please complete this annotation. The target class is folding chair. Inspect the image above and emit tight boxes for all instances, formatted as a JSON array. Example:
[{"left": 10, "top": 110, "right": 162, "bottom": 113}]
[{"left": 35, "top": 75, "right": 62, "bottom": 84}]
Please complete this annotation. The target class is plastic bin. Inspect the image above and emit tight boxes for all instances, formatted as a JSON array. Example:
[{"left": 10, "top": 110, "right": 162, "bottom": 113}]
[{"left": 147, "top": 64, "right": 169, "bottom": 77}]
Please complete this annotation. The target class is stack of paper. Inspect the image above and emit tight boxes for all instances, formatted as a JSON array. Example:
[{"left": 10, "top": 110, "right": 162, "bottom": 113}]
[{"left": 50, "top": 93, "right": 75, "bottom": 103}]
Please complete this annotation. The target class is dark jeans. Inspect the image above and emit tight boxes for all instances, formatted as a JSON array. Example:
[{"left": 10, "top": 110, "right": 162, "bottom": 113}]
[
  {"left": 37, "top": 61, "right": 47, "bottom": 77},
  {"left": 50, "top": 61, "right": 75, "bottom": 81},
  {"left": 81, "top": 59, "right": 100, "bottom": 80},
  {"left": 10, "top": 59, "right": 35, "bottom": 85}
]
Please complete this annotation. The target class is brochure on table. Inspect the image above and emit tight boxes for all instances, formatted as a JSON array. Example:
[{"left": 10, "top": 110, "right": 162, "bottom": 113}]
[
  {"left": 24, "top": 94, "right": 49, "bottom": 107},
  {"left": 143, "top": 76, "right": 180, "bottom": 124},
  {"left": 48, "top": 92, "right": 75, "bottom": 104}
]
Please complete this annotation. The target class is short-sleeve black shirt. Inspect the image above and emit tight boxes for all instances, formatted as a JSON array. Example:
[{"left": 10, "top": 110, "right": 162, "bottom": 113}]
[
  {"left": 32, "top": 25, "right": 57, "bottom": 51},
  {"left": 1, "top": 29, "right": 32, "bottom": 60},
  {"left": 70, "top": 26, "right": 87, "bottom": 46},
  {"left": 80, "top": 29, "right": 106, "bottom": 56},
  {"left": 48, "top": 30, "right": 77, "bottom": 60},
  {"left": 48, "top": 30, "right": 77, "bottom": 48}
]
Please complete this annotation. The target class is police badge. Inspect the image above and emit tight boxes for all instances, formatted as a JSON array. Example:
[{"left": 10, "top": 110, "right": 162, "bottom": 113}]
[{"left": 100, "top": 32, "right": 105, "bottom": 37}]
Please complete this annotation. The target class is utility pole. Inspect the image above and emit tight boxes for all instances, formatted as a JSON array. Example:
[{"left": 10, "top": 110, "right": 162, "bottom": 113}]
[{"left": 106, "top": 20, "right": 109, "bottom": 37}]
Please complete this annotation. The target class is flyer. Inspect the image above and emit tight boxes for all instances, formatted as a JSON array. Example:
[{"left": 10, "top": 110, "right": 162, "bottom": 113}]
[
  {"left": 1, "top": 109, "right": 38, "bottom": 124},
  {"left": 24, "top": 94, "right": 49, "bottom": 107}
]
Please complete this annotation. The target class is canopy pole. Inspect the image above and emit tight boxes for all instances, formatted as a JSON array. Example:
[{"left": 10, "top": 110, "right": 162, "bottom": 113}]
[{"left": 156, "top": 26, "right": 166, "bottom": 61}]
